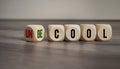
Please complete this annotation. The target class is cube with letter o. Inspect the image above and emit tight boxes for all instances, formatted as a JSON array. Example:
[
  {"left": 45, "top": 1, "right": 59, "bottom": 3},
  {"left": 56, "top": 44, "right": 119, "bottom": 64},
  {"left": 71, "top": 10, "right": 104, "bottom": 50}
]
[
  {"left": 80, "top": 24, "right": 96, "bottom": 41},
  {"left": 65, "top": 24, "right": 81, "bottom": 41}
]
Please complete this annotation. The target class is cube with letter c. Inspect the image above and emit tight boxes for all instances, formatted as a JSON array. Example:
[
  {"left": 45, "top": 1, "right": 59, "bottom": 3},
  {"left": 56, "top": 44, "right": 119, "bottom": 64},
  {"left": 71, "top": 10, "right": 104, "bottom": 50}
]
[{"left": 48, "top": 25, "right": 65, "bottom": 41}]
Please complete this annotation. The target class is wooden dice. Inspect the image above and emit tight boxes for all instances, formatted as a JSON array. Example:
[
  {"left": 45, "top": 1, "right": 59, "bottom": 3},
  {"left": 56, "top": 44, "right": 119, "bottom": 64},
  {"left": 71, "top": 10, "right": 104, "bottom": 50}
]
[
  {"left": 95, "top": 24, "right": 112, "bottom": 41},
  {"left": 25, "top": 25, "right": 45, "bottom": 41},
  {"left": 65, "top": 24, "right": 81, "bottom": 41},
  {"left": 80, "top": 24, "right": 96, "bottom": 41},
  {"left": 25, "top": 24, "right": 112, "bottom": 42},
  {"left": 48, "top": 25, "right": 65, "bottom": 41}
]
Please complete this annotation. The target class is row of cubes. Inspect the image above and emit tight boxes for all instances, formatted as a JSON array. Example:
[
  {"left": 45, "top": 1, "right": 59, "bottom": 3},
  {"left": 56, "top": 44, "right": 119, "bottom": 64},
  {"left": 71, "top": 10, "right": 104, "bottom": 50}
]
[{"left": 25, "top": 24, "right": 112, "bottom": 42}]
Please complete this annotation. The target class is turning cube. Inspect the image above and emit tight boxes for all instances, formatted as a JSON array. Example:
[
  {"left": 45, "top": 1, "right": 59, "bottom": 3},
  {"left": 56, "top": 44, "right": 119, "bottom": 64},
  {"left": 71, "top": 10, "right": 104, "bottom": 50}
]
[
  {"left": 48, "top": 25, "right": 65, "bottom": 41},
  {"left": 95, "top": 24, "right": 112, "bottom": 41},
  {"left": 25, "top": 25, "right": 45, "bottom": 41},
  {"left": 80, "top": 24, "right": 96, "bottom": 41},
  {"left": 65, "top": 24, "right": 81, "bottom": 41}
]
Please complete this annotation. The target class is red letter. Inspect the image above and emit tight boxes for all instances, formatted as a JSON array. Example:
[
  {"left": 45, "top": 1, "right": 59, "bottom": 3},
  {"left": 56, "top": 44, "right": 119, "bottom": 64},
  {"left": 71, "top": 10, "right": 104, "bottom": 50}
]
[{"left": 25, "top": 29, "right": 32, "bottom": 38}]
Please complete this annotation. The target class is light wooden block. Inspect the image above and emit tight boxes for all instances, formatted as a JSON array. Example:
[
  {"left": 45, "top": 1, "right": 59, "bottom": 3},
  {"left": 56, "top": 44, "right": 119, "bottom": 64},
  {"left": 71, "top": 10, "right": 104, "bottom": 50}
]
[
  {"left": 48, "top": 25, "right": 65, "bottom": 41},
  {"left": 64, "top": 24, "right": 81, "bottom": 41},
  {"left": 80, "top": 24, "right": 96, "bottom": 41},
  {"left": 95, "top": 24, "right": 112, "bottom": 41},
  {"left": 25, "top": 25, "right": 45, "bottom": 41}
]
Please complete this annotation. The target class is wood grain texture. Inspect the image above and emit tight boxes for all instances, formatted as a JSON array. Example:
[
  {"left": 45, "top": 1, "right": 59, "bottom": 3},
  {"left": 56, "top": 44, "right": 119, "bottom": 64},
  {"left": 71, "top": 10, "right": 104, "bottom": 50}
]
[{"left": 0, "top": 20, "right": 120, "bottom": 69}]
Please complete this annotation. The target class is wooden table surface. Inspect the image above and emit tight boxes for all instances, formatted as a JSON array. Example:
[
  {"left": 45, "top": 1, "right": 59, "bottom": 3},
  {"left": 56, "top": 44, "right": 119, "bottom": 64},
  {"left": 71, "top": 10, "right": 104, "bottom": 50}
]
[{"left": 0, "top": 20, "right": 120, "bottom": 69}]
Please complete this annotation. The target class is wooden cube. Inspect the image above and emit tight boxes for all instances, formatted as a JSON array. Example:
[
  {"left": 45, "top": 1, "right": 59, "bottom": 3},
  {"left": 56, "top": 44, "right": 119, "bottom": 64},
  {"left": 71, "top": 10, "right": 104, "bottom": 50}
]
[
  {"left": 95, "top": 24, "right": 112, "bottom": 41},
  {"left": 64, "top": 24, "right": 81, "bottom": 41},
  {"left": 80, "top": 24, "right": 96, "bottom": 41},
  {"left": 48, "top": 25, "right": 65, "bottom": 41},
  {"left": 25, "top": 25, "right": 45, "bottom": 41}
]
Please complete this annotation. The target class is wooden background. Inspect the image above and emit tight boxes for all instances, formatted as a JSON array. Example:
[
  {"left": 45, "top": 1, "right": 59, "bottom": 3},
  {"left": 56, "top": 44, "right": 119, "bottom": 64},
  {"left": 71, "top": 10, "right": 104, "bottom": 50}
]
[{"left": 0, "top": 20, "right": 120, "bottom": 69}]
